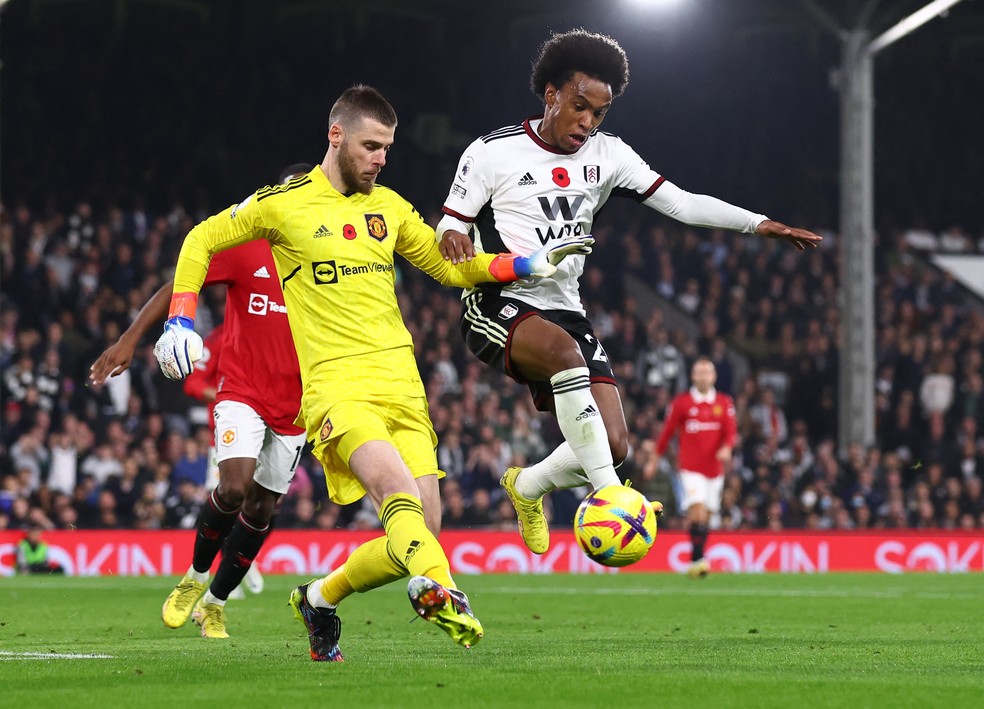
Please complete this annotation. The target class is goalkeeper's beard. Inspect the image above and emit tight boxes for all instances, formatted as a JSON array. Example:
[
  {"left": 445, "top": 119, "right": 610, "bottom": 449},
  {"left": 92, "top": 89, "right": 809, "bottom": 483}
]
[{"left": 339, "top": 142, "right": 378, "bottom": 195}]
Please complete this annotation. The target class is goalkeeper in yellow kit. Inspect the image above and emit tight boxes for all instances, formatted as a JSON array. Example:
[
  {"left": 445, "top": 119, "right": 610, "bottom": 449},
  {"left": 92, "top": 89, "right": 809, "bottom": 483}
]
[{"left": 153, "top": 85, "right": 593, "bottom": 661}]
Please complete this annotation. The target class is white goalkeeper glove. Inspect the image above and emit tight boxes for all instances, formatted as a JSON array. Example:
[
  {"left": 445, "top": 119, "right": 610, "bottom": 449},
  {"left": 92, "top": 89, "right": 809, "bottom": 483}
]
[
  {"left": 153, "top": 316, "right": 203, "bottom": 380},
  {"left": 513, "top": 235, "right": 595, "bottom": 278}
]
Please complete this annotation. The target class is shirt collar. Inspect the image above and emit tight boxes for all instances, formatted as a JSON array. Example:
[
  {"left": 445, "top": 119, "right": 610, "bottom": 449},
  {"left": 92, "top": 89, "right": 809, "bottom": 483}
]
[{"left": 690, "top": 387, "right": 717, "bottom": 404}]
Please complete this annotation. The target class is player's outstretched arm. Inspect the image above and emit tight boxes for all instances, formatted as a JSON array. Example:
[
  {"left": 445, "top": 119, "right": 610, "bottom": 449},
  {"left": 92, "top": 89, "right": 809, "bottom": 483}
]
[
  {"left": 153, "top": 292, "right": 204, "bottom": 381},
  {"left": 402, "top": 214, "right": 593, "bottom": 287},
  {"left": 481, "top": 235, "right": 595, "bottom": 281},
  {"left": 153, "top": 199, "right": 259, "bottom": 380},
  {"left": 755, "top": 220, "right": 822, "bottom": 251},
  {"left": 89, "top": 281, "right": 173, "bottom": 385}
]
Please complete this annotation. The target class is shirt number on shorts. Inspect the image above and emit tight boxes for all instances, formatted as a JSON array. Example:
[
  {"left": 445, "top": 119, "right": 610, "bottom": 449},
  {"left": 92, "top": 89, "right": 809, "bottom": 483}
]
[{"left": 585, "top": 334, "right": 608, "bottom": 363}]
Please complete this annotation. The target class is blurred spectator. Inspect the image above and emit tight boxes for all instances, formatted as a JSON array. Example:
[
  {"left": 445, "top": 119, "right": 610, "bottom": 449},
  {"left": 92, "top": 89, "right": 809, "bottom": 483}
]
[
  {"left": 171, "top": 437, "right": 208, "bottom": 487},
  {"left": 164, "top": 479, "right": 204, "bottom": 529},
  {"left": 287, "top": 497, "right": 318, "bottom": 529},
  {"left": 919, "top": 355, "right": 956, "bottom": 416},
  {"left": 80, "top": 443, "right": 124, "bottom": 488},
  {"left": 46, "top": 430, "right": 78, "bottom": 497},
  {"left": 901, "top": 225, "right": 936, "bottom": 251},
  {"left": 747, "top": 387, "right": 789, "bottom": 453},
  {"left": 0, "top": 194, "right": 980, "bottom": 535},
  {"left": 636, "top": 320, "right": 686, "bottom": 395},
  {"left": 938, "top": 226, "right": 970, "bottom": 253},
  {"left": 10, "top": 431, "right": 49, "bottom": 492}
]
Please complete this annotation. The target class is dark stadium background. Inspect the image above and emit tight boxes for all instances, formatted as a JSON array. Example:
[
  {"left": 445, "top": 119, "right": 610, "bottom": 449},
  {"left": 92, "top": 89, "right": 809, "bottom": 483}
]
[
  {"left": 3, "top": 0, "right": 983, "bottom": 231},
  {"left": 1, "top": 1, "right": 983, "bottom": 536}
]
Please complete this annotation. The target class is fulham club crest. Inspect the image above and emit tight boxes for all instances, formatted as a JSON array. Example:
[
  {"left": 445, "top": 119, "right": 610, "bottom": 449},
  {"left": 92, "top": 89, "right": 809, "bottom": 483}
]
[
  {"left": 583, "top": 165, "right": 600, "bottom": 186},
  {"left": 498, "top": 303, "right": 519, "bottom": 320}
]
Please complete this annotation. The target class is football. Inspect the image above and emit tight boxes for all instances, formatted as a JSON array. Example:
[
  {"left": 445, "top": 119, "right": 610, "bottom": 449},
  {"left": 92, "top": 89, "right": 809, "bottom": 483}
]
[{"left": 574, "top": 484, "right": 658, "bottom": 567}]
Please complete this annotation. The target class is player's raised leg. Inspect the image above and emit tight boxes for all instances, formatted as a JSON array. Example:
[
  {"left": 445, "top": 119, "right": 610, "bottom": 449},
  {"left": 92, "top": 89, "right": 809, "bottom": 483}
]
[
  {"left": 290, "top": 465, "right": 455, "bottom": 660},
  {"left": 355, "top": 440, "right": 483, "bottom": 648},
  {"left": 501, "top": 317, "right": 627, "bottom": 552}
]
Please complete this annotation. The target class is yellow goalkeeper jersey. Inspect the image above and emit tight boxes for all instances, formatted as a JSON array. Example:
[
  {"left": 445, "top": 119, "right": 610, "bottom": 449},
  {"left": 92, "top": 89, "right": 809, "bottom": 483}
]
[{"left": 172, "top": 166, "right": 500, "bottom": 432}]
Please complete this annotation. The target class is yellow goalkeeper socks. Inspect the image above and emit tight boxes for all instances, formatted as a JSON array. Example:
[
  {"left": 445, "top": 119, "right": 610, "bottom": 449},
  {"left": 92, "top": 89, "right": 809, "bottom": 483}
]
[
  {"left": 318, "top": 567, "right": 355, "bottom": 607},
  {"left": 339, "top": 536, "right": 407, "bottom": 596},
  {"left": 310, "top": 537, "right": 406, "bottom": 608},
  {"left": 380, "top": 493, "right": 455, "bottom": 590}
]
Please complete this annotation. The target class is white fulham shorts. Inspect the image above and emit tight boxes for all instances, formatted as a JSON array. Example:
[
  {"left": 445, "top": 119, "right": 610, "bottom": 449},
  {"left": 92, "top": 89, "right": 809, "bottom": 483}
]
[
  {"left": 213, "top": 400, "right": 306, "bottom": 495},
  {"left": 677, "top": 470, "right": 725, "bottom": 514}
]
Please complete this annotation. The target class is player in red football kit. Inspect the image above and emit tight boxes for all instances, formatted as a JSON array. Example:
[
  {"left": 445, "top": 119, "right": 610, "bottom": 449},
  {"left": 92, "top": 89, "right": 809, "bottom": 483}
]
[
  {"left": 183, "top": 323, "right": 224, "bottom": 486},
  {"left": 653, "top": 357, "right": 737, "bottom": 578},
  {"left": 90, "top": 164, "right": 312, "bottom": 637}
]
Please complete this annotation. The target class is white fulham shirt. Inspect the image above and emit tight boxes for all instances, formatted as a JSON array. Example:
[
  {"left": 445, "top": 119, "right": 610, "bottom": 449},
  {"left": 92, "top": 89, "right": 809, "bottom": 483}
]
[{"left": 438, "top": 115, "right": 767, "bottom": 314}]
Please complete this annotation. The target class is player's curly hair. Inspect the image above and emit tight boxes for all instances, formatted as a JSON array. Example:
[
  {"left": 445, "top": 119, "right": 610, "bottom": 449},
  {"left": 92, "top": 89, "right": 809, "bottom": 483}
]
[
  {"left": 328, "top": 84, "right": 398, "bottom": 131},
  {"left": 529, "top": 29, "right": 629, "bottom": 99}
]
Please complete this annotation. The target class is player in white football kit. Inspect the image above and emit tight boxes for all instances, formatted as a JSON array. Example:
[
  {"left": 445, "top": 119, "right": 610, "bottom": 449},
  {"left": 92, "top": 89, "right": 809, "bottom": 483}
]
[{"left": 437, "top": 29, "right": 821, "bottom": 554}]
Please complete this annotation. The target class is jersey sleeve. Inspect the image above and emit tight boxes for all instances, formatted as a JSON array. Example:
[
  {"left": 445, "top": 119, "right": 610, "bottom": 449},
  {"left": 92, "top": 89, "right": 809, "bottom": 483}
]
[
  {"left": 610, "top": 138, "right": 766, "bottom": 232},
  {"left": 610, "top": 138, "right": 665, "bottom": 201},
  {"left": 394, "top": 196, "right": 501, "bottom": 287},
  {"left": 172, "top": 192, "right": 275, "bottom": 296},
  {"left": 440, "top": 138, "right": 494, "bottom": 223},
  {"left": 644, "top": 179, "right": 767, "bottom": 234}
]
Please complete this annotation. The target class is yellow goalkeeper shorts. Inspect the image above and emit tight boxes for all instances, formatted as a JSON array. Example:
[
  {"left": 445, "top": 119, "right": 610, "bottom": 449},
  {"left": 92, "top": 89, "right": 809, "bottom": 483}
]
[{"left": 310, "top": 395, "right": 442, "bottom": 505}]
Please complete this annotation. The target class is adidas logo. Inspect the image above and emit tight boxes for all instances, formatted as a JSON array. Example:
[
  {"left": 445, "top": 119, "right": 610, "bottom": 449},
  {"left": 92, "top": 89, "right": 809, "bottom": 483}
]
[
  {"left": 253, "top": 266, "right": 271, "bottom": 278},
  {"left": 517, "top": 172, "right": 537, "bottom": 186},
  {"left": 313, "top": 224, "right": 333, "bottom": 238},
  {"left": 405, "top": 540, "right": 422, "bottom": 563},
  {"left": 575, "top": 404, "right": 599, "bottom": 421}
]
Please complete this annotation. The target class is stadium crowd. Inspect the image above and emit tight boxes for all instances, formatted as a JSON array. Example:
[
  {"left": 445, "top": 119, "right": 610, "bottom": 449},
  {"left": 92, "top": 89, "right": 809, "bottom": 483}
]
[{"left": 1, "top": 198, "right": 983, "bottom": 537}]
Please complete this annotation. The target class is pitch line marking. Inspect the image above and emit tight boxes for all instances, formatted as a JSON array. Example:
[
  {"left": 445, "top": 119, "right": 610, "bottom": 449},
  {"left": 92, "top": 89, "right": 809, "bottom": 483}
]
[
  {"left": 489, "top": 586, "right": 980, "bottom": 600},
  {"left": 0, "top": 651, "right": 115, "bottom": 660}
]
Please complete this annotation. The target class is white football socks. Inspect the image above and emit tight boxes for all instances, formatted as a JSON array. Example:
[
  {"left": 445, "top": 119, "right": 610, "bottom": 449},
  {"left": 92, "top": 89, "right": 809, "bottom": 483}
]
[
  {"left": 514, "top": 441, "right": 589, "bottom": 499},
  {"left": 545, "top": 367, "right": 620, "bottom": 490},
  {"left": 202, "top": 590, "right": 225, "bottom": 607}
]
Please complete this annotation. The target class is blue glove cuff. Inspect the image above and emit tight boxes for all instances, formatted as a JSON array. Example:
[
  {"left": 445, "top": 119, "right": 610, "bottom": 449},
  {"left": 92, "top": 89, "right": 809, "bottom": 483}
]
[
  {"left": 165, "top": 316, "right": 195, "bottom": 331},
  {"left": 512, "top": 255, "right": 533, "bottom": 279}
]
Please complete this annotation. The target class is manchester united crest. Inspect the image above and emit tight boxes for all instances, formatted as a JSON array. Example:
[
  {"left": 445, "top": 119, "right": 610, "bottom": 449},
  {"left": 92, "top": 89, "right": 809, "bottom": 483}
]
[
  {"left": 364, "top": 214, "right": 388, "bottom": 241},
  {"left": 320, "top": 419, "right": 333, "bottom": 442}
]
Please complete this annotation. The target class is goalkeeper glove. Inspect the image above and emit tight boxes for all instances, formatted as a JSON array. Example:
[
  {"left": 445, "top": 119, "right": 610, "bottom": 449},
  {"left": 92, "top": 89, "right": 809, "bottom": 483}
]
[
  {"left": 489, "top": 235, "right": 595, "bottom": 281},
  {"left": 153, "top": 293, "right": 203, "bottom": 380}
]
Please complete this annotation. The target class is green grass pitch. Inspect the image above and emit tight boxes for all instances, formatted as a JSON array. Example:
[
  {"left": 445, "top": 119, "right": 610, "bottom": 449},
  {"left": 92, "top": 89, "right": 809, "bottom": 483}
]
[{"left": 1, "top": 573, "right": 982, "bottom": 708}]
